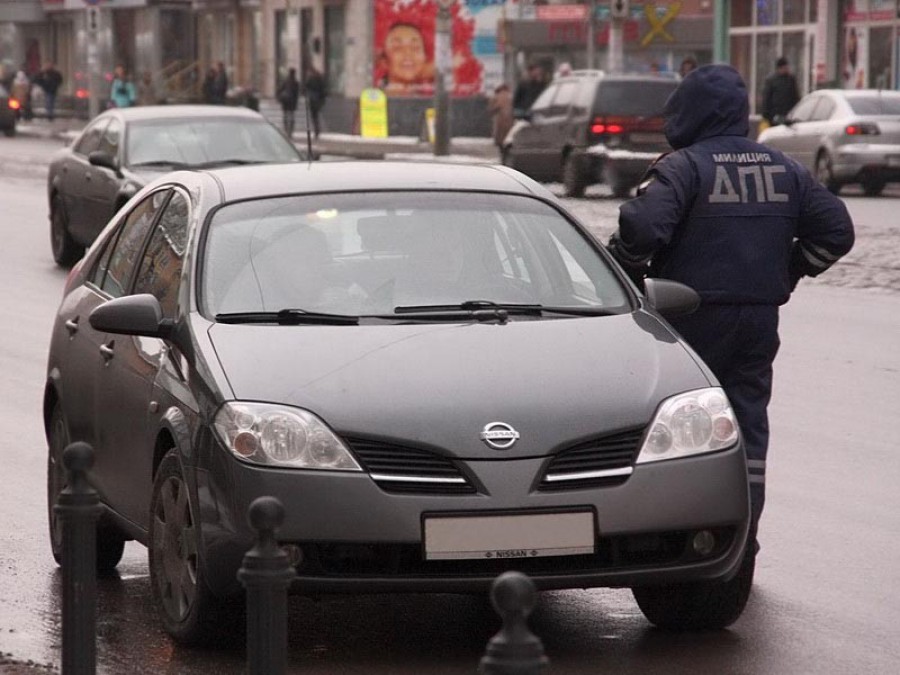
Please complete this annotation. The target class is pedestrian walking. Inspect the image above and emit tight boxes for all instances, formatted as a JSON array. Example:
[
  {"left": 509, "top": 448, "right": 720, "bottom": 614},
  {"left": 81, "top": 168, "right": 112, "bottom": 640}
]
[
  {"left": 487, "top": 83, "right": 513, "bottom": 151},
  {"left": 136, "top": 71, "right": 157, "bottom": 106},
  {"left": 762, "top": 56, "right": 800, "bottom": 125},
  {"left": 607, "top": 64, "right": 854, "bottom": 584},
  {"left": 34, "top": 62, "right": 63, "bottom": 121},
  {"left": 109, "top": 65, "right": 136, "bottom": 108},
  {"left": 202, "top": 67, "right": 217, "bottom": 104},
  {"left": 212, "top": 61, "right": 229, "bottom": 104},
  {"left": 512, "top": 63, "right": 547, "bottom": 117},
  {"left": 277, "top": 68, "right": 301, "bottom": 138},
  {"left": 303, "top": 66, "right": 326, "bottom": 138}
]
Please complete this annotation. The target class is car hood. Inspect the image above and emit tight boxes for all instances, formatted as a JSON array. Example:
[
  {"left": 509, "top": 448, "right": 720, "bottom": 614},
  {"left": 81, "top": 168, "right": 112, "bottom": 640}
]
[{"left": 205, "top": 312, "right": 711, "bottom": 459}]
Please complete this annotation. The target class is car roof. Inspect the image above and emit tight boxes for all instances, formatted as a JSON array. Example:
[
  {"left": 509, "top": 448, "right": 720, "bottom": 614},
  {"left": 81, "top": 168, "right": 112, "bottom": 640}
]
[
  {"left": 197, "top": 161, "right": 551, "bottom": 203},
  {"left": 99, "top": 104, "right": 266, "bottom": 123}
]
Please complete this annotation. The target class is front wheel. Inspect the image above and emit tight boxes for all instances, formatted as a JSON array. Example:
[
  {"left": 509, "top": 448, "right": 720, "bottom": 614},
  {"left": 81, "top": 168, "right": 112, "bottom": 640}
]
[
  {"left": 50, "top": 195, "right": 84, "bottom": 267},
  {"left": 149, "top": 451, "right": 242, "bottom": 646},
  {"left": 562, "top": 153, "right": 587, "bottom": 198},
  {"left": 815, "top": 152, "right": 842, "bottom": 194},
  {"left": 631, "top": 547, "right": 755, "bottom": 631},
  {"left": 47, "top": 401, "right": 125, "bottom": 573},
  {"left": 861, "top": 177, "right": 886, "bottom": 197}
]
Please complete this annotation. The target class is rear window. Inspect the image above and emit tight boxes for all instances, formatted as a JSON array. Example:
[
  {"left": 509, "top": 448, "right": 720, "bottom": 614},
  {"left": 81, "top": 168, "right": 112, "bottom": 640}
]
[
  {"left": 846, "top": 96, "right": 900, "bottom": 115},
  {"left": 594, "top": 80, "right": 678, "bottom": 116}
]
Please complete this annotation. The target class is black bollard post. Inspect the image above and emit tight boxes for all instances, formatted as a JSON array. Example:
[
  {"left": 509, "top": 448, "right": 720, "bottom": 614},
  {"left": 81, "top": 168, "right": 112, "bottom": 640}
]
[
  {"left": 55, "top": 442, "right": 101, "bottom": 675},
  {"left": 237, "top": 497, "right": 297, "bottom": 675},
  {"left": 479, "top": 571, "right": 549, "bottom": 675}
]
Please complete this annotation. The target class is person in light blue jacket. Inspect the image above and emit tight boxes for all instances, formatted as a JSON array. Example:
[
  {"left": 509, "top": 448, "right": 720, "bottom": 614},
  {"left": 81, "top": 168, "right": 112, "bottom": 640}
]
[{"left": 109, "top": 65, "right": 136, "bottom": 108}]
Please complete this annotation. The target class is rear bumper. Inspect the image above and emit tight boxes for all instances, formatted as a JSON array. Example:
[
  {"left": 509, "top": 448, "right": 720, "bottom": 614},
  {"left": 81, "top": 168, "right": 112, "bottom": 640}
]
[
  {"left": 197, "top": 441, "right": 750, "bottom": 596},
  {"left": 833, "top": 143, "right": 900, "bottom": 181},
  {"left": 584, "top": 145, "right": 662, "bottom": 183}
]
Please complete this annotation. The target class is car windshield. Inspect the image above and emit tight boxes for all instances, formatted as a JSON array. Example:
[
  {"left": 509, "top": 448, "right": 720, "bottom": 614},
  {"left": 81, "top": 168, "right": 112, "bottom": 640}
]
[
  {"left": 845, "top": 95, "right": 900, "bottom": 115},
  {"left": 202, "top": 191, "right": 630, "bottom": 320},
  {"left": 594, "top": 80, "right": 677, "bottom": 116},
  {"left": 126, "top": 118, "right": 299, "bottom": 167}
]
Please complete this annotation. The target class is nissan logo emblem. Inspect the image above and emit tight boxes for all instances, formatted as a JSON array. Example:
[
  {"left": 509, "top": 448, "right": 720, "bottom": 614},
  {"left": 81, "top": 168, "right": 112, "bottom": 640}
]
[{"left": 480, "top": 422, "right": 520, "bottom": 450}]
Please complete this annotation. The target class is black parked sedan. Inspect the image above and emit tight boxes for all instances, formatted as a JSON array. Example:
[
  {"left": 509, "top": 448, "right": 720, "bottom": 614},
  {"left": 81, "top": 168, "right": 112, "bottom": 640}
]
[
  {"left": 46, "top": 105, "right": 302, "bottom": 266},
  {"left": 45, "top": 161, "right": 752, "bottom": 646}
]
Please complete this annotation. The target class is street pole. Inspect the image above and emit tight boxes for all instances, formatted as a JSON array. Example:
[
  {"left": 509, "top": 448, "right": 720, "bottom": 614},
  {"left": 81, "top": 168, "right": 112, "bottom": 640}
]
[
  {"left": 586, "top": 0, "right": 597, "bottom": 70},
  {"left": 86, "top": 4, "right": 100, "bottom": 120},
  {"left": 433, "top": 0, "right": 452, "bottom": 156},
  {"left": 609, "top": 0, "right": 628, "bottom": 74}
]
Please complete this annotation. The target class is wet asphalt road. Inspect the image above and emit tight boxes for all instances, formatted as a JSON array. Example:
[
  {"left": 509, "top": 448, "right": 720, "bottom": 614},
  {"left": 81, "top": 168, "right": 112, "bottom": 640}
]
[{"left": 1, "top": 136, "right": 899, "bottom": 674}]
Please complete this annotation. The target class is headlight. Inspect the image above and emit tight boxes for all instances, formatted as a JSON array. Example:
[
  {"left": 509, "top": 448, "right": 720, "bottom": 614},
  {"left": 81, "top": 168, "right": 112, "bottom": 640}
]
[
  {"left": 213, "top": 402, "right": 361, "bottom": 471},
  {"left": 635, "top": 388, "right": 739, "bottom": 464}
]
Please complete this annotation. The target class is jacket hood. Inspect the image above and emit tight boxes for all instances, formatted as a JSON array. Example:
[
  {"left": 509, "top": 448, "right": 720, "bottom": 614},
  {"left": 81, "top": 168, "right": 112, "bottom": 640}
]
[
  {"left": 205, "top": 314, "right": 712, "bottom": 460},
  {"left": 664, "top": 64, "right": 750, "bottom": 149}
]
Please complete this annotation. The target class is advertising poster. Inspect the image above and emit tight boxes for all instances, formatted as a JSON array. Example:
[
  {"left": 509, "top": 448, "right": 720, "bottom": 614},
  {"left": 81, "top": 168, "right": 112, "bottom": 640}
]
[
  {"left": 374, "top": 0, "right": 498, "bottom": 97},
  {"left": 842, "top": 25, "right": 867, "bottom": 89}
]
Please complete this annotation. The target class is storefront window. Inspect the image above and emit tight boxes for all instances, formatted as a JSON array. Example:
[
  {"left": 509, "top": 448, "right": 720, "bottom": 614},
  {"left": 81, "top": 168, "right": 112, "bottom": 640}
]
[
  {"left": 755, "top": 33, "right": 779, "bottom": 110},
  {"left": 732, "top": 2, "right": 753, "bottom": 27},
  {"left": 869, "top": 26, "right": 893, "bottom": 88},
  {"left": 731, "top": 34, "right": 753, "bottom": 96},
  {"left": 782, "top": 31, "right": 807, "bottom": 92},
  {"left": 783, "top": 0, "right": 807, "bottom": 23},
  {"left": 756, "top": 0, "right": 781, "bottom": 26},
  {"left": 324, "top": 5, "right": 345, "bottom": 94}
]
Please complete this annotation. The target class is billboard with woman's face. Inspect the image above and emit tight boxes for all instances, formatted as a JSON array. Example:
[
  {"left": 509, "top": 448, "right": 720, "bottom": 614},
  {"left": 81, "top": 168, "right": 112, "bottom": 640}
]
[{"left": 374, "top": 0, "right": 486, "bottom": 97}]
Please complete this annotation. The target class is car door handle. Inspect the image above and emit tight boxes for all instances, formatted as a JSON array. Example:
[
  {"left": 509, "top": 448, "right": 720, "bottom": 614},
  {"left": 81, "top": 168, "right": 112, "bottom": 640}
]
[
  {"left": 99, "top": 341, "right": 115, "bottom": 362},
  {"left": 64, "top": 317, "right": 79, "bottom": 335}
]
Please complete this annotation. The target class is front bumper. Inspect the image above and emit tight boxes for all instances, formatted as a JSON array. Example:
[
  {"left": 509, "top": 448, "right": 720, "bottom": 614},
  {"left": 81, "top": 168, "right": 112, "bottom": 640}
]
[
  {"left": 197, "top": 441, "right": 750, "bottom": 596},
  {"left": 833, "top": 143, "right": 900, "bottom": 181}
]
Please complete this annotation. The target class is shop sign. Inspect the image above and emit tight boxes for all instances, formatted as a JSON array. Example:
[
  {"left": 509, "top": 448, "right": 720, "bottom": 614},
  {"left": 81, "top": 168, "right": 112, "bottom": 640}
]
[{"left": 535, "top": 4, "right": 587, "bottom": 21}]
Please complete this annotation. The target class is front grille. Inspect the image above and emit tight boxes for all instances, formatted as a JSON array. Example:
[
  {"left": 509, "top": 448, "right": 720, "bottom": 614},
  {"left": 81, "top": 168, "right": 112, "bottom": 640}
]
[
  {"left": 346, "top": 437, "right": 476, "bottom": 495},
  {"left": 539, "top": 427, "right": 645, "bottom": 490}
]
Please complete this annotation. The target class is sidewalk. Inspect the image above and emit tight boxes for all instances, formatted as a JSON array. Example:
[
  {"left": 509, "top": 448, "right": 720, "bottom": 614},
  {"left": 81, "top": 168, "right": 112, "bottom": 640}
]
[{"left": 13, "top": 116, "right": 500, "bottom": 164}]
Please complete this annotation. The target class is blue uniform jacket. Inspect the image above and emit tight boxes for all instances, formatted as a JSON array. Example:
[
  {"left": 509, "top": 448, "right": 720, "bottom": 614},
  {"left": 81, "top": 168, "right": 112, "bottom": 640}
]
[{"left": 611, "top": 65, "right": 854, "bottom": 305}]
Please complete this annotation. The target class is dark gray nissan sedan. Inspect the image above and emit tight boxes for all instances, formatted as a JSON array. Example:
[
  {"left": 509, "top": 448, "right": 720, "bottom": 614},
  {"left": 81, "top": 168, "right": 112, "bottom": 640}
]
[{"left": 44, "top": 161, "right": 751, "bottom": 645}]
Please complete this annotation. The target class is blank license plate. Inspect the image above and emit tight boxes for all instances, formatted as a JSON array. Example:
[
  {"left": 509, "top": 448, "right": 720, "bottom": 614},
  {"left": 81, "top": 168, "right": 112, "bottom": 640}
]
[
  {"left": 423, "top": 511, "right": 595, "bottom": 561},
  {"left": 629, "top": 132, "right": 666, "bottom": 144}
]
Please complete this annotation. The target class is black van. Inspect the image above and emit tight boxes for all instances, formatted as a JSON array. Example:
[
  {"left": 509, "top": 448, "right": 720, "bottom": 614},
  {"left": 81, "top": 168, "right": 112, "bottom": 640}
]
[{"left": 502, "top": 71, "right": 678, "bottom": 198}]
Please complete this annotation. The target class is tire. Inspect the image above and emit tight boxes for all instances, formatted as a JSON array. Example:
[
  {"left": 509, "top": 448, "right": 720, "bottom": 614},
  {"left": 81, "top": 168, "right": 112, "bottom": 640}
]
[
  {"left": 149, "top": 451, "right": 242, "bottom": 646},
  {"left": 632, "top": 546, "right": 755, "bottom": 631},
  {"left": 47, "top": 401, "right": 126, "bottom": 573},
  {"left": 861, "top": 177, "right": 886, "bottom": 197},
  {"left": 50, "top": 195, "right": 84, "bottom": 267},
  {"left": 562, "top": 153, "right": 587, "bottom": 198},
  {"left": 610, "top": 176, "right": 633, "bottom": 199},
  {"left": 815, "top": 152, "right": 842, "bottom": 195},
  {"left": 3, "top": 125, "right": 15, "bottom": 138}
]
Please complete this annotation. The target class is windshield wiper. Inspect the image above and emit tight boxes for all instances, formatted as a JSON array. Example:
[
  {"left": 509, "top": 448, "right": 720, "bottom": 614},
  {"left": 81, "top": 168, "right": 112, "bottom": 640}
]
[
  {"left": 194, "top": 158, "right": 270, "bottom": 169},
  {"left": 130, "top": 160, "right": 194, "bottom": 170},
  {"left": 215, "top": 309, "right": 359, "bottom": 325},
  {"left": 394, "top": 301, "right": 615, "bottom": 319}
]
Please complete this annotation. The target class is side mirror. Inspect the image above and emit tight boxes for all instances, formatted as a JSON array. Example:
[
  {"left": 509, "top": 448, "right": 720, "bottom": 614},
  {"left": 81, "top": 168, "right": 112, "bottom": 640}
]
[
  {"left": 643, "top": 278, "right": 700, "bottom": 318},
  {"left": 89, "top": 294, "right": 174, "bottom": 339},
  {"left": 88, "top": 150, "right": 121, "bottom": 175}
]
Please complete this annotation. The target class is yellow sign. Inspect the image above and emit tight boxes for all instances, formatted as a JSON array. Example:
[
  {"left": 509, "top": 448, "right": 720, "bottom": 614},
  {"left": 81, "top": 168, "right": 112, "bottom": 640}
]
[
  {"left": 641, "top": 2, "right": 682, "bottom": 47},
  {"left": 360, "top": 88, "right": 388, "bottom": 138}
]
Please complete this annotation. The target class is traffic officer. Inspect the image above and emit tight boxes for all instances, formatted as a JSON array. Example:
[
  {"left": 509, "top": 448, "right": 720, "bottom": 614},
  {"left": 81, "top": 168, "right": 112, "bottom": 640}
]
[{"left": 607, "top": 64, "right": 854, "bottom": 555}]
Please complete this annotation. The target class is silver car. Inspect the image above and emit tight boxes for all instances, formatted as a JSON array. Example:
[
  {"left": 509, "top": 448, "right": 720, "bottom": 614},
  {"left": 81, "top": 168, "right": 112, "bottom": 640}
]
[{"left": 758, "top": 89, "right": 900, "bottom": 196}]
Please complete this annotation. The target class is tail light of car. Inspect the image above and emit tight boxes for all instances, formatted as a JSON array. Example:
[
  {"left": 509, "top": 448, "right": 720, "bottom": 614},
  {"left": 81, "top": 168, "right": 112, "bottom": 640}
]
[
  {"left": 8, "top": 98, "right": 20, "bottom": 110},
  {"left": 845, "top": 122, "right": 880, "bottom": 136},
  {"left": 75, "top": 88, "right": 89, "bottom": 100},
  {"left": 590, "top": 115, "right": 665, "bottom": 139}
]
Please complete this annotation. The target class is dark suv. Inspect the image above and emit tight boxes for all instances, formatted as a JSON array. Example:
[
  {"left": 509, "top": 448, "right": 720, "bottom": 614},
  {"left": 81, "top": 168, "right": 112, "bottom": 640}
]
[{"left": 502, "top": 71, "right": 678, "bottom": 198}]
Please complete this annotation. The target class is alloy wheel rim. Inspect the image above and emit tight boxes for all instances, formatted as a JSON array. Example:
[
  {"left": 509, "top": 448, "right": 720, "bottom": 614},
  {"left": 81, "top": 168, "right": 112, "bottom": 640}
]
[{"left": 153, "top": 475, "right": 198, "bottom": 622}]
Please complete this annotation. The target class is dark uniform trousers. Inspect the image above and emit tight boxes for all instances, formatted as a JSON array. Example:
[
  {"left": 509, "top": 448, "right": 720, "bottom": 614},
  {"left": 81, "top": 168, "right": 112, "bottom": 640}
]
[{"left": 669, "top": 303, "right": 779, "bottom": 529}]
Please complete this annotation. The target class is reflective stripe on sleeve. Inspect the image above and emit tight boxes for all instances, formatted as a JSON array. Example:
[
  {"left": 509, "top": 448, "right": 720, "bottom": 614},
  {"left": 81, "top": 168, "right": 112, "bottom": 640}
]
[{"left": 749, "top": 474, "right": 766, "bottom": 485}]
